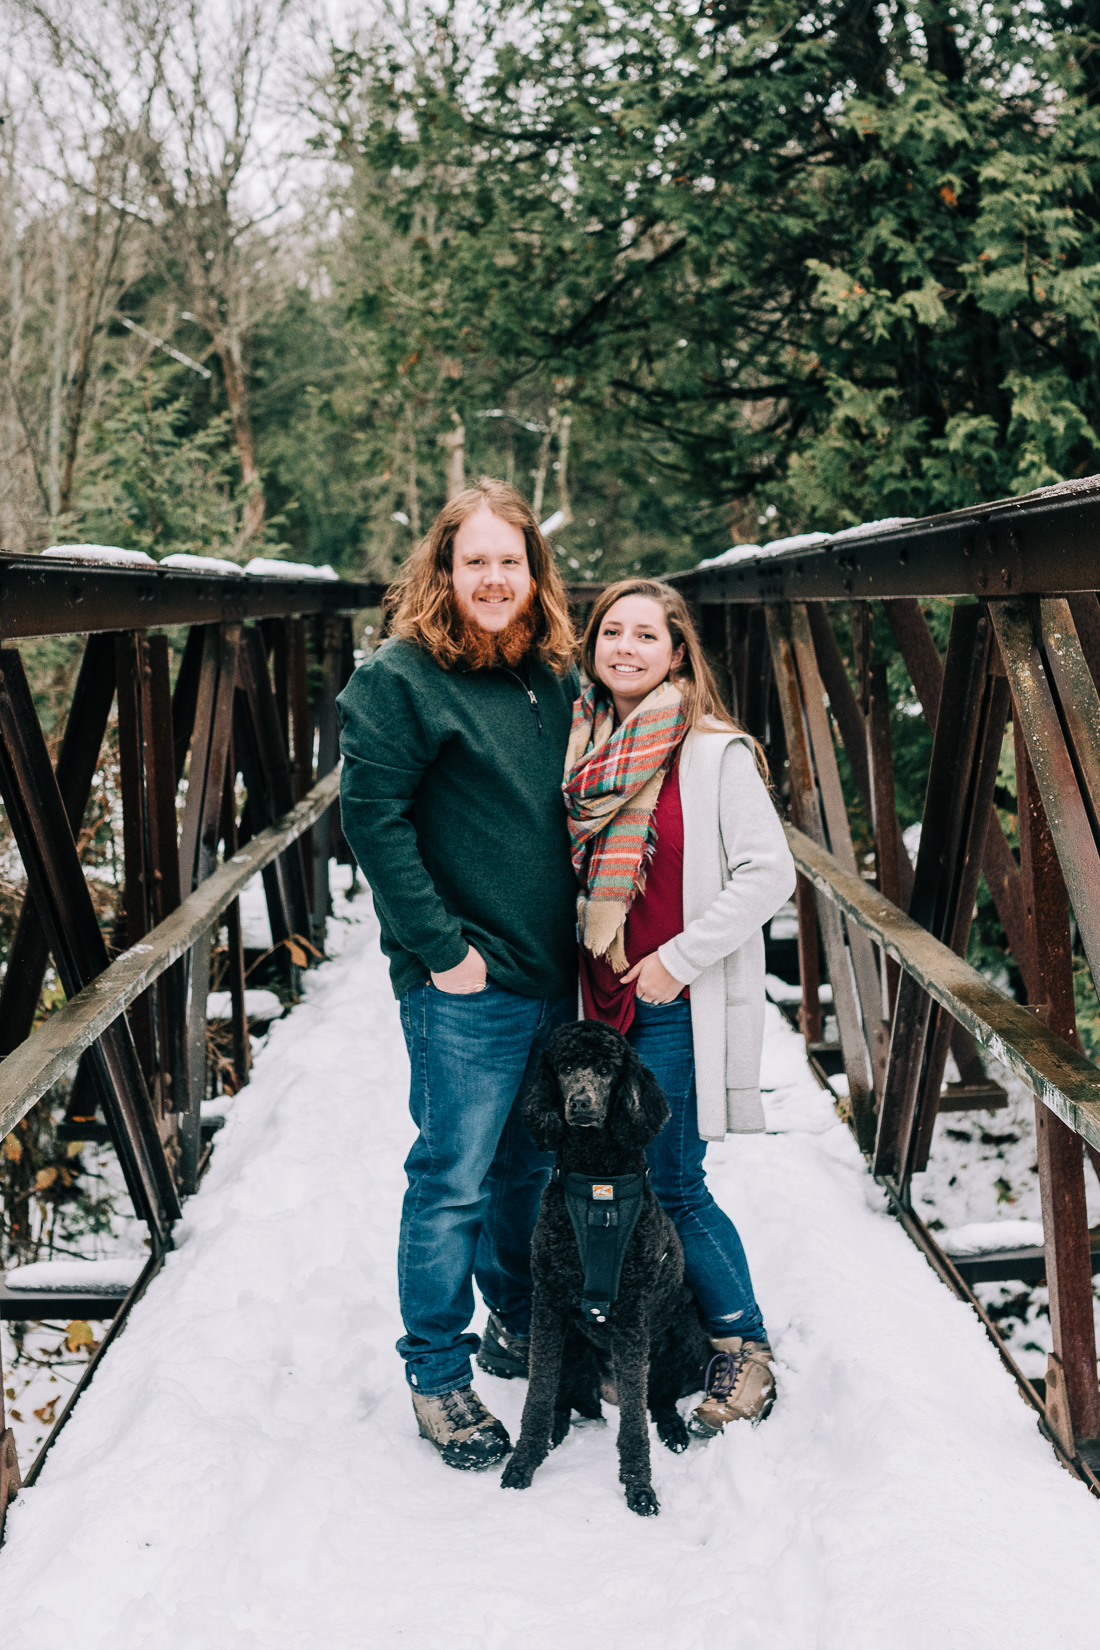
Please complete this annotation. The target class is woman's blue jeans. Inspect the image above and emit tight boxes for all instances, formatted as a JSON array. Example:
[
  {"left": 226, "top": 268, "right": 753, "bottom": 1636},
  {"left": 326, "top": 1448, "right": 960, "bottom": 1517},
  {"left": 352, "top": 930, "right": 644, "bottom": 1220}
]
[
  {"left": 397, "top": 979, "right": 574, "bottom": 1396},
  {"left": 628, "top": 995, "right": 767, "bottom": 1343}
]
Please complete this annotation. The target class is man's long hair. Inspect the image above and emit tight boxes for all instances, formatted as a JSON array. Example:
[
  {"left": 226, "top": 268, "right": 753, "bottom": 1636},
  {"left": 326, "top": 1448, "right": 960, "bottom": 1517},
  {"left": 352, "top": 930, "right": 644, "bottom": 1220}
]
[{"left": 386, "top": 478, "right": 576, "bottom": 674}]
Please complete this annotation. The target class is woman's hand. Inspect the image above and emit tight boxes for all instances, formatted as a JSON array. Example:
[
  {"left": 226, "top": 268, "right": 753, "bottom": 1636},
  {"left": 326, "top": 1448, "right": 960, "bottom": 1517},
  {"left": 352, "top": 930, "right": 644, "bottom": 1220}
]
[
  {"left": 431, "top": 945, "right": 489, "bottom": 995},
  {"left": 621, "top": 951, "right": 685, "bottom": 1005}
]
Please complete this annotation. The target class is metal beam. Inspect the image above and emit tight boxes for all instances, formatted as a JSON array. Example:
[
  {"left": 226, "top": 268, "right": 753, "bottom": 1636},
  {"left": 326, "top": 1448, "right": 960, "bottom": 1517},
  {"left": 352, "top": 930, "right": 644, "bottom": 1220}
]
[
  {"left": 787, "top": 825, "right": 1100, "bottom": 1152},
  {"left": 0, "top": 555, "right": 376, "bottom": 638},
  {"left": 766, "top": 605, "right": 875, "bottom": 1139},
  {"left": 0, "top": 650, "right": 180, "bottom": 1251},
  {"left": 0, "top": 767, "right": 341, "bottom": 1140},
  {"left": 672, "top": 477, "right": 1100, "bottom": 604}
]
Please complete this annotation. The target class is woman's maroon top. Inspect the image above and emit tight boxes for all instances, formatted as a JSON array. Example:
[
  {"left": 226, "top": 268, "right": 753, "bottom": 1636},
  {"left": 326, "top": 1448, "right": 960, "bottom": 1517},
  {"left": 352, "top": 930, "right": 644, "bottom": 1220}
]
[{"left": 579, "top": 755, "right": 689, "bottom": 1034}]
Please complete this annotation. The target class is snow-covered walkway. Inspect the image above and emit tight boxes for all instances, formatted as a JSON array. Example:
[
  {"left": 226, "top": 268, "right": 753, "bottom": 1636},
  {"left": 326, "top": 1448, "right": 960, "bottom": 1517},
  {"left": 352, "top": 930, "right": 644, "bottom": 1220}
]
[{"left": 2, "top": 891, "right": 1099, "bottom": 1650}]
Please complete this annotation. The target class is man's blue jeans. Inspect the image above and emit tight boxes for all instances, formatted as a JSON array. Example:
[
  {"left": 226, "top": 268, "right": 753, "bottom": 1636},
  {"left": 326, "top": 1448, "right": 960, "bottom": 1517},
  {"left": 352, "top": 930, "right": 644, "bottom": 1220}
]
[
  {"left": 397, "top": 979, "right": 575, "bottom": 1396},
  {"left": 628, "top": 995, "right": 767, "bottom": 1343}
]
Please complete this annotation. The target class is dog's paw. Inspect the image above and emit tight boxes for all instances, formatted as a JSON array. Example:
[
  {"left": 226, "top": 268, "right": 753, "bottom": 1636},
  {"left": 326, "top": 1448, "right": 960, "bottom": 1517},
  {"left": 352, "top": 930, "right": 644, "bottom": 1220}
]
[
  {"left": 623, "top": 1480, "right": 660, "bottom": 1517},
  {"left": 500, "top": 1456, "right": 535, "bottom": 1491},
  {"left": 655, "top": 1411, "right": 690, "bottom": 1454},
  {"left": 550, "top": 1409, "right": 572, "bottom": 1450}
]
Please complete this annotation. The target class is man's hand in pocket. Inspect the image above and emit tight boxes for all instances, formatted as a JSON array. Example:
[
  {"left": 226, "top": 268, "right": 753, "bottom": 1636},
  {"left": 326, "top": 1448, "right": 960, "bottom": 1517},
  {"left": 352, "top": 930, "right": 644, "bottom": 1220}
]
[{"left": 430, "top": 946, "right": 489, "bottom": 994}]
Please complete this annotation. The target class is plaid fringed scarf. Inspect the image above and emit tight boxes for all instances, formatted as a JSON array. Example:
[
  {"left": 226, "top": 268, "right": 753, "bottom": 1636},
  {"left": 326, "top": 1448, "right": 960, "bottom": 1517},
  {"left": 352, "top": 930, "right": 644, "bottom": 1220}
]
[{"left": 563, "top": 680, "right": 685, "bottom": 969}]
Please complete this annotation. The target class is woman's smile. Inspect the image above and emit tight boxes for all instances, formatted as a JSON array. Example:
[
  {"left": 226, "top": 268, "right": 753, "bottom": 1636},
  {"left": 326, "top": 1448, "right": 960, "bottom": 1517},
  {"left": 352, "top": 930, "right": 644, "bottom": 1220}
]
[{"left": 594, "top": 595, "right": 685, "bottom": 721}]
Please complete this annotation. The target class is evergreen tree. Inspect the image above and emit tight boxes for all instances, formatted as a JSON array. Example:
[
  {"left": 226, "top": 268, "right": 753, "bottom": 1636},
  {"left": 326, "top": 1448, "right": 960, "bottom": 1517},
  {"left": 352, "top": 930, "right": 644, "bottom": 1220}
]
[{"left": 337, "top": 0, "right": 1100, "bottom": 552}]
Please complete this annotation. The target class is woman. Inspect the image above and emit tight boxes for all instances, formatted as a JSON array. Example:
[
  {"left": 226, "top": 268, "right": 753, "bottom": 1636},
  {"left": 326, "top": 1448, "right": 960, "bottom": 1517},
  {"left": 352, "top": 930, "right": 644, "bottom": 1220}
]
[{"left": 563, "top": 579, "right": 795, "bottom": 1434}]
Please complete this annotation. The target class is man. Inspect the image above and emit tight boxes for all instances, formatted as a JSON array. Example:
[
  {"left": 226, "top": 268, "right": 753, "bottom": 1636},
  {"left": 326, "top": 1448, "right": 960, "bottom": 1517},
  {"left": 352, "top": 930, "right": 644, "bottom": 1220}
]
[{"left": 337, "top": 478, "right": 579, "bottom": 1470}]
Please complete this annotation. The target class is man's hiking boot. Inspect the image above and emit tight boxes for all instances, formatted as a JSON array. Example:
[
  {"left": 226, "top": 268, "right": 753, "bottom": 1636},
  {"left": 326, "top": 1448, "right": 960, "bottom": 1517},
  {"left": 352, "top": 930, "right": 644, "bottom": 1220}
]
[
  {"left": 475, "top": 1312, "right": 530, "bottom": 1380},
  {"left": 689, "top": 1337, "right": 775, "bottom": 1436},
  {"left": 411, "top": 1385, "right": 511, "bottom": 1470}
]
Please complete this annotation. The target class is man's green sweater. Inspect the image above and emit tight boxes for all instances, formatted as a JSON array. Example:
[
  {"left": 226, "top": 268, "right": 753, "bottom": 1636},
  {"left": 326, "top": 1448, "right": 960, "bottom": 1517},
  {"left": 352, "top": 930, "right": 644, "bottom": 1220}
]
[{"left": 337, "top": 638, "right": 580, "bottom": 1001}]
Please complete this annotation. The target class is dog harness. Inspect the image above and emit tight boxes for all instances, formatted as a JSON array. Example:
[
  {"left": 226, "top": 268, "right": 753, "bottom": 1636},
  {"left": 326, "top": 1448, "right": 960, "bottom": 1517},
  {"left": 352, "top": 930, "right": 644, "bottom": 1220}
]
[{"left": 553, "top": 1168, "right": 648, "bottom": 1323}]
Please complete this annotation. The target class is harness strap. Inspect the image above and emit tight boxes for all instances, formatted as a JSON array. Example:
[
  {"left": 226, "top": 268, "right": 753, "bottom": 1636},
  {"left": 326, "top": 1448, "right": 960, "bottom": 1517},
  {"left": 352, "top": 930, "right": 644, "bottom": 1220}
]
[{"left": 552, "top": 1169, "right": 648, "bottom": 1323}]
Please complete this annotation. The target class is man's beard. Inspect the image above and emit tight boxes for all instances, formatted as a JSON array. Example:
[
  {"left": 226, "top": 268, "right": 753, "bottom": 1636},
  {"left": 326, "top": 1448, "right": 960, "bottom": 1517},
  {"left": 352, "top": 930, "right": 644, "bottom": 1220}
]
[{"left": 452, "top": 585, "right": 540, "bottom": 670}]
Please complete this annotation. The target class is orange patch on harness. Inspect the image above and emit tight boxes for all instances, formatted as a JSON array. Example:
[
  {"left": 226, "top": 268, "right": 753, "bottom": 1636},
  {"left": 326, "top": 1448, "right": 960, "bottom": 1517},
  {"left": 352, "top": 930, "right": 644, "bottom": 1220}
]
[{"left": 592, "top": 1184, "right": 614, "bottom": 1201}]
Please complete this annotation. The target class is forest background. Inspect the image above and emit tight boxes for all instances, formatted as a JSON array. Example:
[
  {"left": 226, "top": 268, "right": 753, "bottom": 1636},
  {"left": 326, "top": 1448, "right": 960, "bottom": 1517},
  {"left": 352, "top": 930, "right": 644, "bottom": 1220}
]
[{"left": 2, "top": 0, "right": 1100, "bottom": 1259}]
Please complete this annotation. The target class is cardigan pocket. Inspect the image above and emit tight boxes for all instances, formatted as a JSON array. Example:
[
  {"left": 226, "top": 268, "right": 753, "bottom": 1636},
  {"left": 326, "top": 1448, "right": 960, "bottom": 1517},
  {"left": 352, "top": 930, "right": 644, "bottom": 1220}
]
[{"left": 725, "top": 1002, "right": 757, "bottom": 1090}]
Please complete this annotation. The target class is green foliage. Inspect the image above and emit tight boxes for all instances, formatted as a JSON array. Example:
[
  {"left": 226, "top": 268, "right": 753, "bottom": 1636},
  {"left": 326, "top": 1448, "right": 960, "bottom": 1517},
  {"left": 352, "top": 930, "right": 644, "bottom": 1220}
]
[
  {"left": 70, "top": 371, "right": 243, "bottom": 558},
  {"left": 1075, "top": 957, "right": 1100, "bottom": 1063},
  {"left": 332, "top": 0, "right": 1100, "bottom": 551}
]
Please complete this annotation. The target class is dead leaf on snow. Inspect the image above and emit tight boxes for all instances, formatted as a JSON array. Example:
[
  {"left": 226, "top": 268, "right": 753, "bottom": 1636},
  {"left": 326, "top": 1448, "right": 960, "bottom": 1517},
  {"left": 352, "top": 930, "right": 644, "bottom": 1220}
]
[
  {"left": 65, "top": 1320, "right": 97, "bottom": 1353},
  {"left": 35, "top": 1166, "right": 59, "bottom": 1190}
]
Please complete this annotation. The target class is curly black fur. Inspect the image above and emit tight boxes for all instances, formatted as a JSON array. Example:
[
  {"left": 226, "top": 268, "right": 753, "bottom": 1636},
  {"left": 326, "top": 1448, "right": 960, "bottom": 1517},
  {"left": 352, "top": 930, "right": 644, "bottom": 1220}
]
[{"left": 501, "top": 1021, "right": 710, "bottom": 1516}]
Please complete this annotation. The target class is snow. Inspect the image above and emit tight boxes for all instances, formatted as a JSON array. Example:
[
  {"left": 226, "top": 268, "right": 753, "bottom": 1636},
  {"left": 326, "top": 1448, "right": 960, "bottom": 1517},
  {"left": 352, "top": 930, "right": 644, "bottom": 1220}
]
[
  {"left": 828, "top": 517, "right": 915, "bottom": 541},
  {"left": 697, "top": 543, "right": 764, "bottom": 568},
  {"left": 766, "top": 973, "right": 832, "bottom": 1006},
  {"left": 243, "top": 557, "right": 339, "bottom": 580},
  {"left": 942, "top": 1221, "right": 1045, "bottom": 1255},
  {"left": 158, "top": 554, "right": 244, "bottom": 576},
  {"left": 237, "top": 873, "right": 273, "bottom": 949},
  {"left": 903, "top": 821, "right": 922, "bottom": 865},
  {"left": 40, "top": 545, "right": 156, "bottom": 566},
  {"left": 205, "top": 989, "right": 283, "bottom": 1022},
  {"left": 2, "top": 892, "right": 1100, "bottom": 1648},
  {"left": 697, "top": 518, "right": 916, "bottom": 571},
  {"left": 4, "top": 1259, "right": 142, "bottom": 1294}
]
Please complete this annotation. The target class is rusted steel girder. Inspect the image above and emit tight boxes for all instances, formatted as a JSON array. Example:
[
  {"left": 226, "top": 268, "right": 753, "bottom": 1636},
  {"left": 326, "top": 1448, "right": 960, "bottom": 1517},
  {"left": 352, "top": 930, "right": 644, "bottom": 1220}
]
[
  {"left": 0, "top": 771, "right": 342, "bottom": 1142},
  {"left": 0, "top": 650, "right": 180, "bottom": 1251},
  {"left": 787, "top": 826, "right": 1100, "bottom": 1148},
  {"left": 0, "top": 631, "right": 118, "bottom": 1057},
  {"left": 866, "top": 659, "right": 903, "bottom": 1022},
  {"left": 787, "top": 605, "right": 884, "bottom": 1088},
  {"left": 766, "top": 604, "right": 875, "bottom": 1143},
  {"left": 873, "top": 608, "right": 1006, "bottom": 1177},
  {"left": 235, "top": 626, "right": 312, "bottom": 961},
  {"left": 1014, "top": 718, "right": 1100, "bottom": 1450},
  {"left": 992, "top": 599, "right": 1100, "bottom": 998},
  {"left": 885, "top": 597, "right": 1027, "bottom": 967},
  {"left": 0, "top": 553, "right": 376, "bottom": 637},
  {"left": 178, "top": 624, "right": 241, "bottom": 1192},
  {"left": 218, "top": 737, "right": 251, "bottom": 1094},
  {"left": 679, "top": 476, "right": 1100, "bottom": 606},
  {"left": 115, "top": 631, "right": 187, "bottom": 1156}
]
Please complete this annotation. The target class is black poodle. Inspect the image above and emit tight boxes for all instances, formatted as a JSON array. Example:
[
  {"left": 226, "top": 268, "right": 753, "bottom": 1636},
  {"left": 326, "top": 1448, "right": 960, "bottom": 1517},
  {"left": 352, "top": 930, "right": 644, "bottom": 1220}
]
[{"left": 501, "top": 1020, "right": 710, "bottom": 1516}]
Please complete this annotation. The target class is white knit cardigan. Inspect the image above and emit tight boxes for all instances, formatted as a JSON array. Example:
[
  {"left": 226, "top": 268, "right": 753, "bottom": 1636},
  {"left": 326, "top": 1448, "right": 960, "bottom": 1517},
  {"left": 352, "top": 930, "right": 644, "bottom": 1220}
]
[{"left": 655, "top": 723, "right": 796, "bottom": 1141}]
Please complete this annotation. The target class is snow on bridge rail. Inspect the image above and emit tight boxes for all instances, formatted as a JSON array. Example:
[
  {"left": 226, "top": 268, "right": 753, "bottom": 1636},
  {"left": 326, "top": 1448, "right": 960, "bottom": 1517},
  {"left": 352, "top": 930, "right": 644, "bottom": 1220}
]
[{"left": 2, "top": 892, "right": 1098, "bottom": 1650}]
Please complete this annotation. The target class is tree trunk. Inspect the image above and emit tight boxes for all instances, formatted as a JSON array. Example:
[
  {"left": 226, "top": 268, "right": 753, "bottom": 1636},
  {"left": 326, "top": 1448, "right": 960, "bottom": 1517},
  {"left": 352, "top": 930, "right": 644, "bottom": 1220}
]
[
  {"left": 443, "top": 413, "right": 465, "bottom": 501},
  {"left": 217, "top": 334, "right": 264, "bottom": 543},
  {"left": 48, "top": 222, "right": 69, "bottom": 521}
]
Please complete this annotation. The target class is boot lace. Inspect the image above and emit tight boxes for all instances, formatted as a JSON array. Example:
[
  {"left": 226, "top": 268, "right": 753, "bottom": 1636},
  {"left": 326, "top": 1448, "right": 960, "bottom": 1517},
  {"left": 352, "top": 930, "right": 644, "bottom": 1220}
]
[
  {"left": 703, "top": 1350, "right": 741, "bottom": 1401},
  {"left": 440, "top": 1388, "right": 488, "bottom": 1430}
]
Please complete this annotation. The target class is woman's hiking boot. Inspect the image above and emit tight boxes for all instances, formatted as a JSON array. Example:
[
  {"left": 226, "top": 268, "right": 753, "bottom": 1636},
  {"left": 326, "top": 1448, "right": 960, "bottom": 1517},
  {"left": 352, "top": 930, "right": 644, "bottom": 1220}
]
[
  {"left": 411, "top": 1385, "right": 512, "bottom": 1470},
  {"left": 475, "top": 1312, "right": 530, "bottom": 1380},
  {"left": 689, "top": 1337, "right": 775, "bottom": 1436}
]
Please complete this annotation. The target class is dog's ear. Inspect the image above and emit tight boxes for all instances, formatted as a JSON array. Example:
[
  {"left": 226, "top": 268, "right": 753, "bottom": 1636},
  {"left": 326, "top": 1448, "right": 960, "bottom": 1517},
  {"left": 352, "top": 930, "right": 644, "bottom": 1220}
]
[
  {"left": 608, "top": 1041, "right": 670, "bottom": 1146},
  {"left": 522, "top": 1052, "right": 565, "bottom": 1151}
]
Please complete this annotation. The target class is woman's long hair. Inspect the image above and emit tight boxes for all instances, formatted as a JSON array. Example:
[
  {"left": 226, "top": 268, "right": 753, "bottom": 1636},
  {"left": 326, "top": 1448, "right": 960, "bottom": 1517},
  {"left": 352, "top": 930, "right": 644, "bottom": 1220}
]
[
  {"left": 386, "top": 478, "right": 576, "bottom": 674},
  {"left": 581, "top": 579, "right": 767, "bottom": 774}
]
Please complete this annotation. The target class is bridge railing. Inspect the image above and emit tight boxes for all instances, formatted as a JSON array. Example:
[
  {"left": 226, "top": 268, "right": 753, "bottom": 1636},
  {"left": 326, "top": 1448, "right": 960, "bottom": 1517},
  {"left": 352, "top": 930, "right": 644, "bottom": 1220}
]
[
  {"left": 666, "top": 477, "right": 1100, "bottom": 1486},
  {"left": 0, "top": 557, "right": 378, "bottom": 1520}
]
